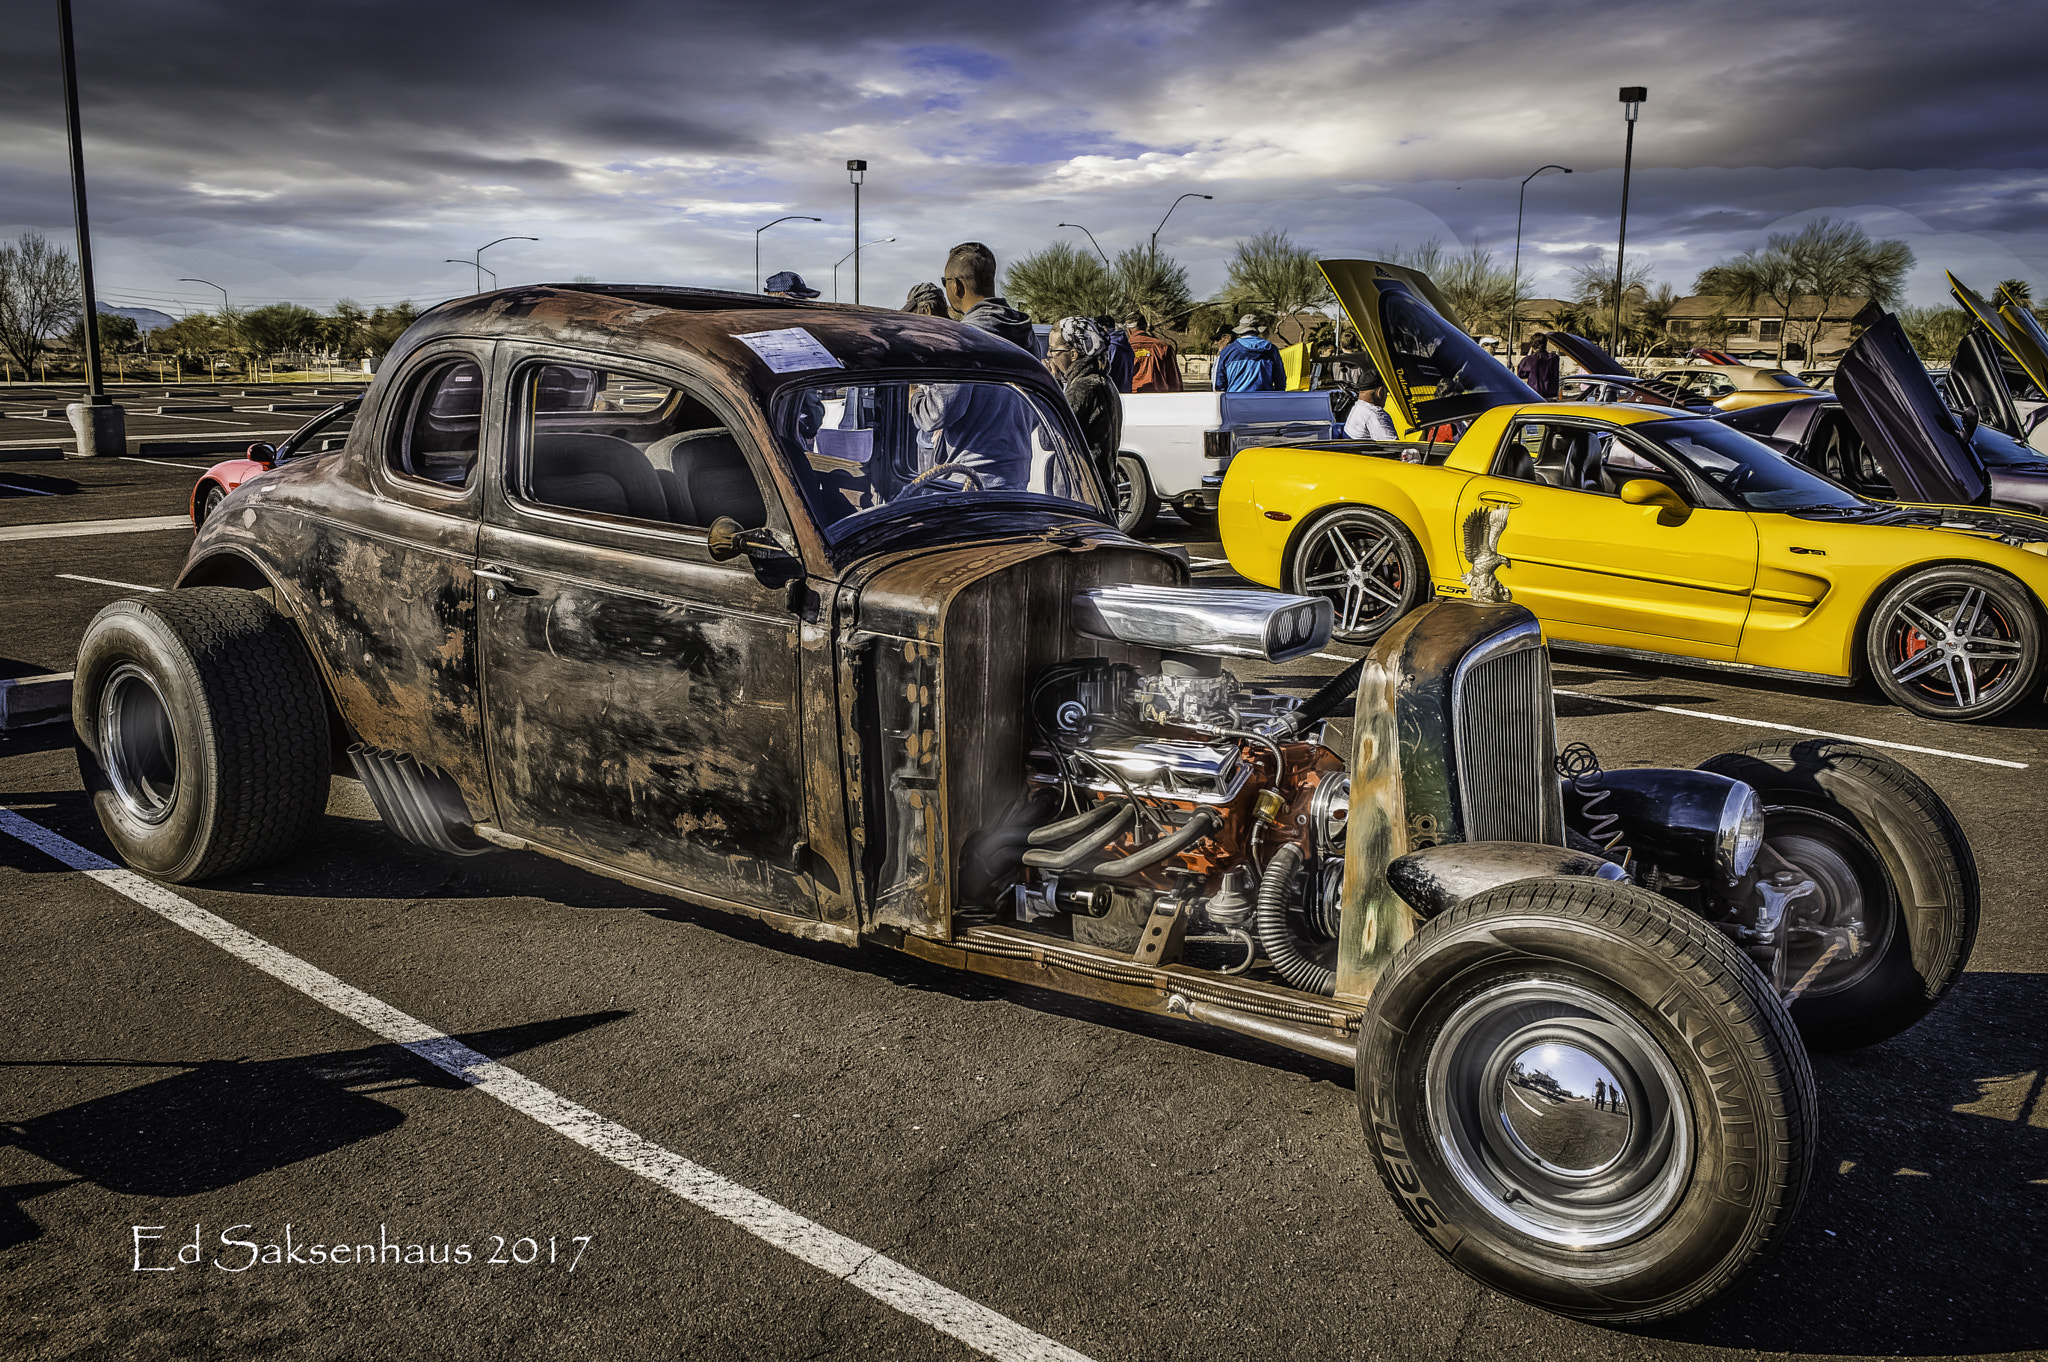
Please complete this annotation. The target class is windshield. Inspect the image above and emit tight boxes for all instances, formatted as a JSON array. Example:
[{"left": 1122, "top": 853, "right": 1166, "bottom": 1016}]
[
  {"left": 772, "top": 379, "right": 1107, "bottom": 539},
  {"left": 1645, "top": 418, "right": 1871, "bottom": 513}
]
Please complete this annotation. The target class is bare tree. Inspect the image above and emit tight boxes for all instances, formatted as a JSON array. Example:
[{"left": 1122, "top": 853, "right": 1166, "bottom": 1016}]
[
  {"left": 0, "top": 232, "right": 83, "bottom": 376},
  {"left": 1699, "top": 218, "right": 1912, "bottom": 365},
  {"left": 1004, "top": 242, "right": 1118, "bottom": 323},
  {"left": 1432, "top": 243, "right": 1521, "bottom": 342}
]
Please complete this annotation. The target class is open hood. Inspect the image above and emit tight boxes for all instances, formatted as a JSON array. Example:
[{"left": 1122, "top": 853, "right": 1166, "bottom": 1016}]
[
  {"left": 1835, "top": 311, "right": 1988, "bottom": 506},
  {"left": 1539, "top": 331, "right": 1630, "bottom": 377},
  {"left": 1952, "top": 273, "right": 2048, "bottom": 401},
  {"left": 1320, "top": 259, "right": 1539, "bottom": 436}
]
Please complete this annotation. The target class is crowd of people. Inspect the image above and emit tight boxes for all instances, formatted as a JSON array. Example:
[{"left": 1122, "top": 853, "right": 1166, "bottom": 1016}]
[{"left": 761, "top": 240, "right": 1403, "bottom": 497}]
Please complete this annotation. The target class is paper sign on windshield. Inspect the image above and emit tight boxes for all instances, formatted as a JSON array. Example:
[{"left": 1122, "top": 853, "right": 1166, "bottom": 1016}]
[{"left": 734, "top": 327, "right": 843, "bottom": 373}]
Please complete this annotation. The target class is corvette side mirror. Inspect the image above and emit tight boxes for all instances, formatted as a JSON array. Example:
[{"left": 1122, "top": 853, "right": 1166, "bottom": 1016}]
[
  {"left": 1957, "top": 404, "right": 1980, "bottom": 445},
  {"left": 246, "top": 441, "right": 278, "bottom": 469},
  {"left": 1620, "top": 478, "right": 1692, "bottom": 527}
]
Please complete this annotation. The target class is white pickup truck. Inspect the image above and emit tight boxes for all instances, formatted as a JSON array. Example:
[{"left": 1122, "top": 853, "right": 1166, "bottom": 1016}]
[{"left": 1113, "top": 389, "right": 1342, "bottom": 534}]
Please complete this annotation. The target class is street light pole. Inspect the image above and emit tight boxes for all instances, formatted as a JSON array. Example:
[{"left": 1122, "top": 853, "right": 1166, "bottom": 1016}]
[
  {"left": 1057, "top": 223, "right": 1112, "bottom": 269},
  {"left": 753, "top": 214, "right": 822, "bottom": 292},
  {"left": 447, "top": 260, "right": 496, "bottom": 291},
  {"left": 1613, "top": 87, "right": 1646, "bottom": 360},
  {"left": 1512, "top": 165, "right": 1572, "bottom": 349},
  {"left": 834, "top": 238, "right": 895, "bottom": 303},
  {"left": 57, "top": 0, "right": 110, "bottom": 411},
  {"left": 846, "top": 161, "right": 868, "bottom": 304},
  {"left": 1150, "top": 193, "right": 1213, "bottom": 258},
  {"left": 179, "top": 278, "right": 229, "bottom": 313},
  {"left": 469, "top": 235, "right": 538, "bottom": 294}
]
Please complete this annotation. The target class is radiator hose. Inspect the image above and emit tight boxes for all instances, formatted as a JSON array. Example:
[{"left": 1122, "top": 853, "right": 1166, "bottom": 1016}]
[
  {"left": 1021, "top": 803, "right": 1137, "bottom": 871},
  {"left": 1253, "top": 843, "right": 1335, "bottom": 996},
  {"left": 1282, "top": 657, "right": 1364, "bottom": 736}
]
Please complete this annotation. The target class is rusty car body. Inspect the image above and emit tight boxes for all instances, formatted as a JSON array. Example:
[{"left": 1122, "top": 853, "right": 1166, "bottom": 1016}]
[{"left": 72, "top": 284, "right": 1980, "bottom": 1324}]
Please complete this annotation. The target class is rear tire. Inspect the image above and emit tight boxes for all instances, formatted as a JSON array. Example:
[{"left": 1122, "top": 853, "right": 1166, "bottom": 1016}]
[
  {"left": 1113, "top": 454, "right": 1159, "bottom": 536},
  {"left": 1174, "top": 503, "right": 1218, "bottom": 533},
  {"left": 1864, "top": 564, "right": 2043, "bottom": 721},
  {"left": 1286, "top": 506, "right": 1427, "bottom": 645},
  {"left": 1698, "top": 739, "right": 1977, "bottom": 1050},
  {"left": 73, "top": 587, "right": 330, "bottom": 882},
  {"left": 1359, "top": 876, "right": 1813, "bottom": 1323}
]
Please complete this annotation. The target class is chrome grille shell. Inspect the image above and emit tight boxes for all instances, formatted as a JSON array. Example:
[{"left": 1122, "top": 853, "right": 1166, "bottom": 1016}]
[{"left": 1450, "top": 619, "right": 1563, "bottom": 846}]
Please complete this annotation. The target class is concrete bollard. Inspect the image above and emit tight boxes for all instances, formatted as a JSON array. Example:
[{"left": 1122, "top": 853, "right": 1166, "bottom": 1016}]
[{"left": 66, "top": 401, "right": 127, "bottom": 457}]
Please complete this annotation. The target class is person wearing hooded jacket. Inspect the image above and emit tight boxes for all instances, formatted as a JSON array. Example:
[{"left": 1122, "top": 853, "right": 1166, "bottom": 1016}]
[
  {"left": 940, "top": 242, "right": 1035, "bottom": 351},
  {"left": 1213, "top": 316, "right": 1285, "bottom": 392},
  {"left": 1048, "top": 316, "right": 1122, "bottom": 499}
]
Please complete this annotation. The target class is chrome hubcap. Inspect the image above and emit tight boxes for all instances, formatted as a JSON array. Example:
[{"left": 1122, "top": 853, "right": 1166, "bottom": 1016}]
[
  {"left": 99, "top": 663, "right": 179, "bottom": 825},
  {"left": 1299, "top": 520, "right": 1404, "bottom": 634},
  {"left": 1886, "top": 585, "right": 2025, "bottom": 708},
  {"left": 1499, "top": 1041, "right": 1634, "bottom": 1176},
  {"left": 1427, "top": 980, "right": 1691, "bottom": 1248}
]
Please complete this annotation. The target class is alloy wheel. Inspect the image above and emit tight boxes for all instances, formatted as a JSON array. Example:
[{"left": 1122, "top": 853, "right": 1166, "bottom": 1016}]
[
  {"left": 1881, "top": 583, "right": 2026, "bottom": 711},
  {"left": 1296, "top": 515, "right": 1408, "bottom": 638}
]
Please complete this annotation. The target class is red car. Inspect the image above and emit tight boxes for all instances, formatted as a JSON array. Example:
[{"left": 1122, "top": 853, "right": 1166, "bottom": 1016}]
[{"left": 190, "top": 397, "right": 361, "bottom": 527}]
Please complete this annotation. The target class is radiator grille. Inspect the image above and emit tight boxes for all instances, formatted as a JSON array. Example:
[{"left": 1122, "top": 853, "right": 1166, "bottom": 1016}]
[{"left": 1453, "top": 634, "right": 1563, "bottom": 845}]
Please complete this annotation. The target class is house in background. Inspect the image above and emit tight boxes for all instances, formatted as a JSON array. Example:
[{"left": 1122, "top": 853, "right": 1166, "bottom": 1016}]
[{"left": 1661, "top": 294, "right": 1868, "bottom": 362}]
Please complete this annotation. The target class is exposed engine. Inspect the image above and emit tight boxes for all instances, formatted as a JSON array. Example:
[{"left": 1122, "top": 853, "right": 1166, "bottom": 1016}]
[{"left": 972, "top": 640, "right": 1352, "bottom": 994}]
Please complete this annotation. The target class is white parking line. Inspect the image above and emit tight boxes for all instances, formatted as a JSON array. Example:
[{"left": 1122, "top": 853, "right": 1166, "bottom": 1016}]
[
  {"left": 0, "top": 515, "right": 190, "bottom": 541},
  {"left": 1553, "top": 689, "right": 2027, "bottom": 770},
  {"left": 55, "top": 573, "right": 165, "bottom": 592},
  {"left": 0, "top": 808, "right": 1095, "bottom": 1362},
  {"left": 120, "top": 456, "right": 213, "bottom": 470}
]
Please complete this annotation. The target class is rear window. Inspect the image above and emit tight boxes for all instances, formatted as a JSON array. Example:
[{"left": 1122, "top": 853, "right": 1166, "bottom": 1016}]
[
  {"left": 388, "top": 358, "right": 482, "bottom": 488},
  {"left": 1767, "top": 373, "right": 1816, "bottom": 389}
]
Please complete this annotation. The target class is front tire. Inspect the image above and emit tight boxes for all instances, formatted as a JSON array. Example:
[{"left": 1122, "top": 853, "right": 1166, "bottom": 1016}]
[
  {"left": 1287, "top": 506, "right": 1427, "bottom": 645},
  {"left": 1698, "top": 739, "right": 1977, "bottom": 1050},
  {"left": 195, "top": 482, "right": 226, "bottom": 527},
  {"left": 1864, "top": 564, "right": 2043, "bottom": 721},
  {"left": 1113, "top": 454, "right": 1159, "bottom": 536},
  {"left": 74, "top": 588, "right": 330, "bottom": 882},
  {"left": 1359, "top": 877, "right": 1814, "bottom": 1323}
]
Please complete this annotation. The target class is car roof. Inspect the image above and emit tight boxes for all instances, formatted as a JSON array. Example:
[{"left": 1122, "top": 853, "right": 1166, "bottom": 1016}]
[
  {"left": 390, "top": 284, "right": 1054, "bottom": 400},
  {"left": 1506, "top": 401, "right": 1699, "bottom": 427}
]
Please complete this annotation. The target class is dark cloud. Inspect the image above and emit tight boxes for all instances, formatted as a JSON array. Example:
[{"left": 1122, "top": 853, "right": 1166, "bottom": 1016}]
[{"left": 1, "top": 0, "right": 2044, "bottom": 312}]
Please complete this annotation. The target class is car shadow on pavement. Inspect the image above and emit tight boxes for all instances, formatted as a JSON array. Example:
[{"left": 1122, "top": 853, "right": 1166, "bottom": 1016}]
[
  {"left": 1646, "top": 969, "right": 2048, "bottom": 1356},
  {"left": 0, "top": 1012, "right": 628, "bottom": 1254}
]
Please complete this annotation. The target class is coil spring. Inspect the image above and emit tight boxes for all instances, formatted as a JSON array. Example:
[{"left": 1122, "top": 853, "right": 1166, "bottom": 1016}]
[{"left": 1555, "top": 742, "right": 1630, "bottom": 861}]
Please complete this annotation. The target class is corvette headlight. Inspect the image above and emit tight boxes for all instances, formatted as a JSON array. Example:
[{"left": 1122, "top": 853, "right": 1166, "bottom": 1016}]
[{"left": 1717, "top": 783, "right": 1765, "bottom": 880}]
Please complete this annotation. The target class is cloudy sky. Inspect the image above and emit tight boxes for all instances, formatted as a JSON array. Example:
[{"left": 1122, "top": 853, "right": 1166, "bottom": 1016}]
[{"left": 4, "top": 0, "right": 2047, "bottom": 320}]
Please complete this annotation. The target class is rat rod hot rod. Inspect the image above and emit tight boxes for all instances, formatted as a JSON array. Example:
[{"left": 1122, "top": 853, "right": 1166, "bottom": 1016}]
[{"left": 73, "top": 286, "right": 1976, "bottom": 1322}]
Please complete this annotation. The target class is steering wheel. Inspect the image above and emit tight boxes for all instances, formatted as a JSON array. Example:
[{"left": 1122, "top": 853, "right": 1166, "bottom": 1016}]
[{"left": 902, "top": 460, "right": 986, "bottom": 496}]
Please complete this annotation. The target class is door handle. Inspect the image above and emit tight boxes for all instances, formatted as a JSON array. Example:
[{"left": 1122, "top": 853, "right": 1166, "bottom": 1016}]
[
  {"left": 474, "top": 567, "right": 537, "bottom": 596},
  {"left": 1478, "top": 493, "right": 1521, "bottom": 507}
]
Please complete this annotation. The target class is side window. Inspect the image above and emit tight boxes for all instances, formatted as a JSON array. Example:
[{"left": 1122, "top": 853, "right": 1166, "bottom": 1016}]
[
  {"left": 387, "top": 359, "right": 482, "bottom": 488},
  {"left": 510, "top": 362, "right": 768, "bottom": 531},
  {"left": 1492, "top": 420, "right": 1612, "bottom": 492}
]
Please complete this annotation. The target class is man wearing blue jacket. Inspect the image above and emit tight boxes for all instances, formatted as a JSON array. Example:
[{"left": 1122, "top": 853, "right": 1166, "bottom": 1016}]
[{"left": 1213, "top": 316, "right": 1284, "bottom": 392}]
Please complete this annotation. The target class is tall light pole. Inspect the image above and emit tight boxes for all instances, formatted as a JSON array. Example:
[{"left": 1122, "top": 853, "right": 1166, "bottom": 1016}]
[
  {"left": 58, "top": 0, "right": 121, "bottom": 457},
  {"left": 834, "top": 238, "right": 895, "bottom": 303},
  {"left": 1057, "top": 223, "right": 1111, "bottom": 269},
  {"left": 179, "top": 278, "right": 229, "bottom": 314},
  {"left": 754, "top": 214, "right": 821, "bottom": 292},
  {"left": 1512, "top": 165, "right": 1572, "bottom": 349},
  {"left": 1150, "top": 193, "right": 1212, "bottom": 258},
  {"left": 466, "top": 235, "right": 538, "bottom": 294},
  {"left": 448, "top": 259, "right": 496, "bottom": 291},
  {"left": 1613, "top": 87, "right": 1646, "bottom": 360},
  {"left": 846, "top": 160, "right": 867, "bottom": 305}
]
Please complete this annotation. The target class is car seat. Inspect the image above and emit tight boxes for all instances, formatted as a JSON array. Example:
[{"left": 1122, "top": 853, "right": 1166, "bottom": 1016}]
[
  {"left": 529, "top": 433, "right": 672, "bottom": 521},
  {"left": 661, "top": 428, "right": 769, "bottom": 529}
]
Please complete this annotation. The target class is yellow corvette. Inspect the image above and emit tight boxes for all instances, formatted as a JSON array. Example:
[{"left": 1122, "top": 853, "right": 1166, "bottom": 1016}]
[{"left": 1219, "top": 260, "right": 2048, "bottom": 722}]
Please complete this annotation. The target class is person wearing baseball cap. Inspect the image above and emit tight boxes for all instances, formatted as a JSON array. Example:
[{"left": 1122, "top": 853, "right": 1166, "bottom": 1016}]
[
  {"left": 1213, "top": 315, "right": 1284, "bottom": 392},
  {"left": 764, "top": 271, "right": 821, "bottom": 299}
]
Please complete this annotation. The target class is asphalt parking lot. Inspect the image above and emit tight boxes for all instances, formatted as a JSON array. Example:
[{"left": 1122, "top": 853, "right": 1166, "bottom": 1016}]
[{"left": 3, "top": 416, "right": 2045, "bottom": 1361}]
